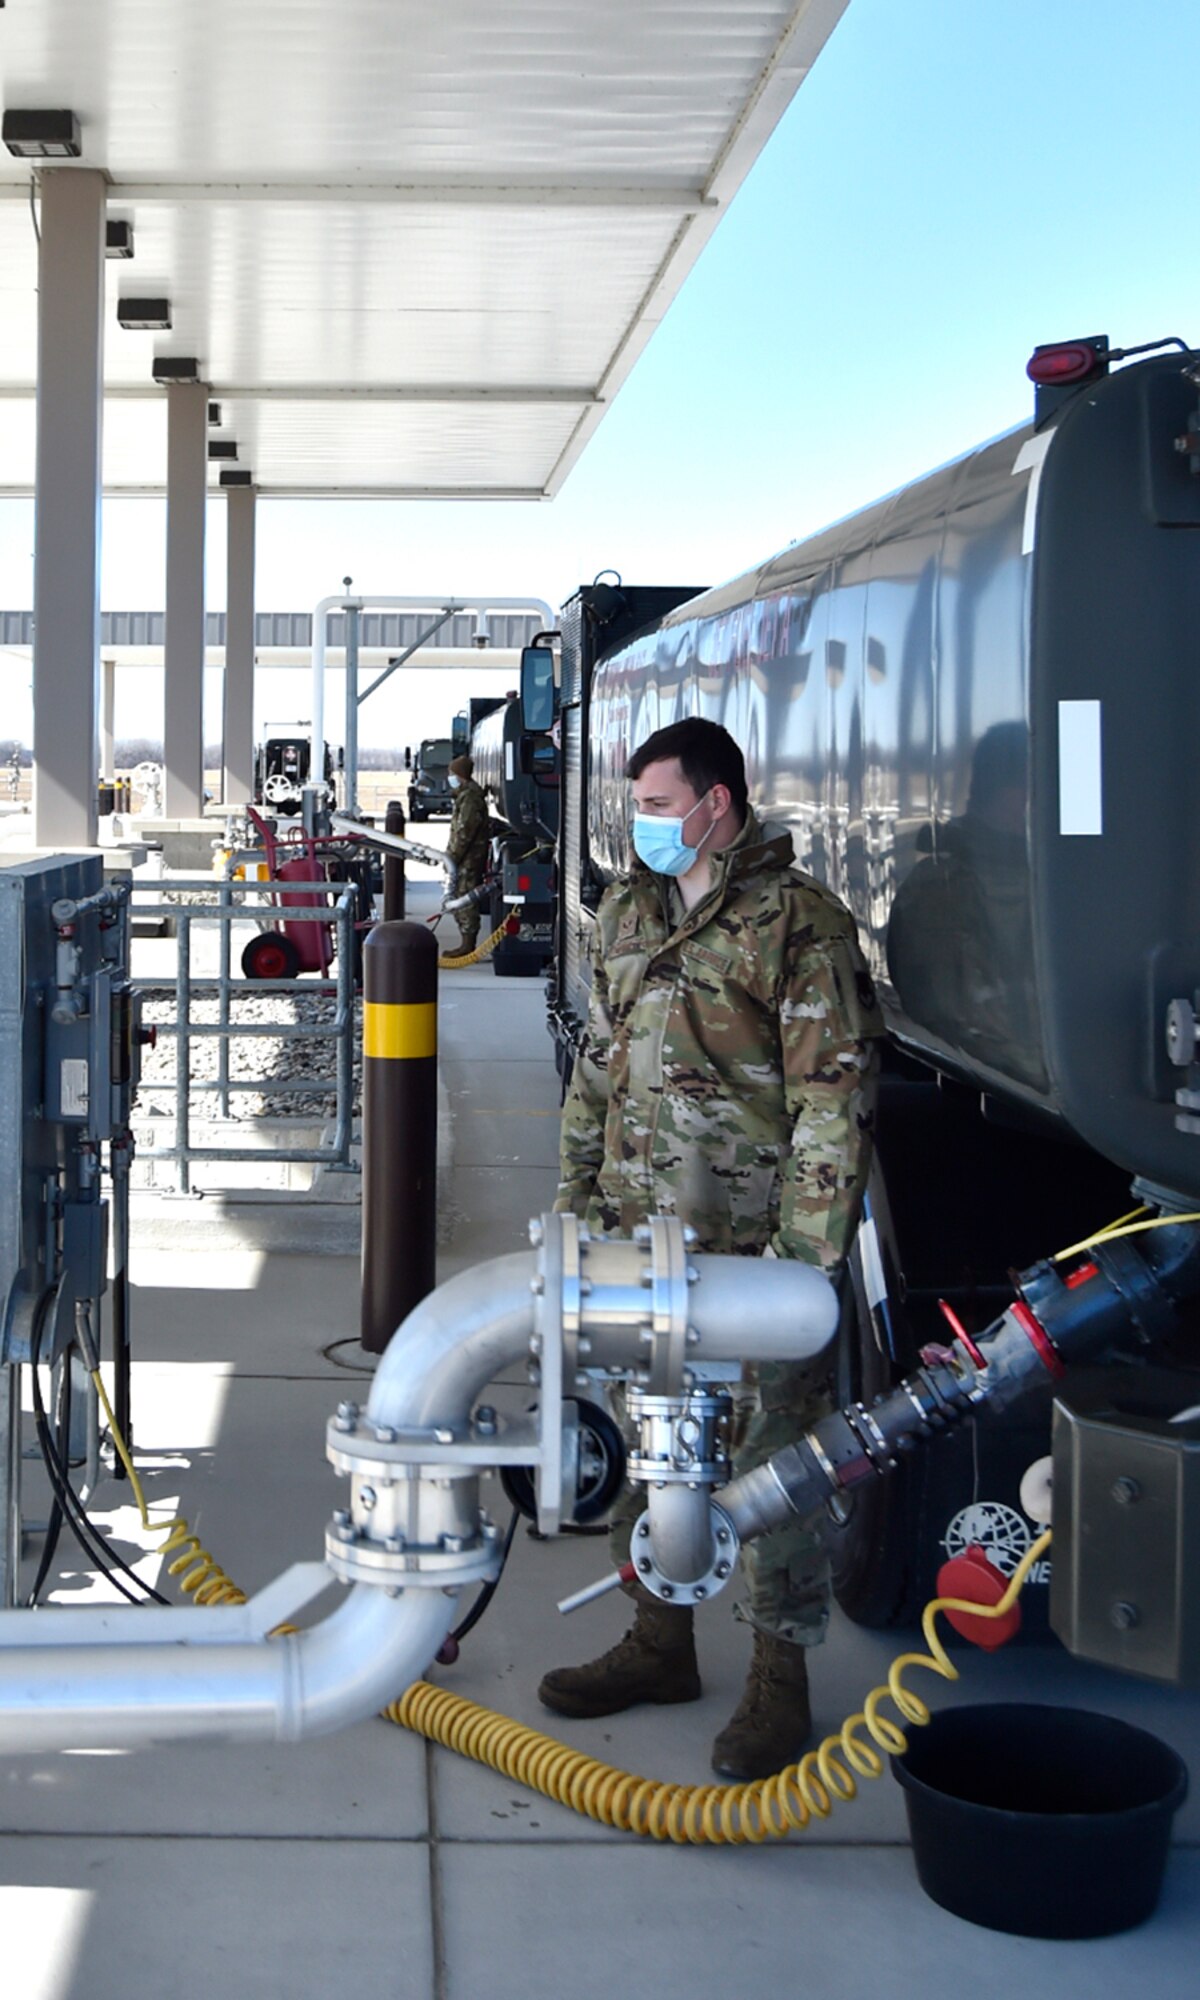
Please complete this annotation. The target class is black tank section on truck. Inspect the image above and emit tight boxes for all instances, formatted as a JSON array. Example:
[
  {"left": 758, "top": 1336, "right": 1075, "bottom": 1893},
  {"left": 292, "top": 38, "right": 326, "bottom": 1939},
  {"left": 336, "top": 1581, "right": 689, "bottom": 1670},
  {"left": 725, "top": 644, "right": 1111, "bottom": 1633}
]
[
  {"left": 453, "top": 695, "right": 506, "bottom": 759},
  {"left": 471, "top": 692, "right": 561, "bottom": 976},
  {"left": 534, "top": 340, "right": 1200, "bottom": 1646}
]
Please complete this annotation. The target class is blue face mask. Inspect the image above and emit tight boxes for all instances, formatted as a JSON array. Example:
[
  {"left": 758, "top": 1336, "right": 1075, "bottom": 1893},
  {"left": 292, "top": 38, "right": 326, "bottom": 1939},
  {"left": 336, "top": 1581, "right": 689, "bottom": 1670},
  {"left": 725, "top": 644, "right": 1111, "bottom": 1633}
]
[{"left": 632, "top": 793, "right": 714, "bottom": 876}]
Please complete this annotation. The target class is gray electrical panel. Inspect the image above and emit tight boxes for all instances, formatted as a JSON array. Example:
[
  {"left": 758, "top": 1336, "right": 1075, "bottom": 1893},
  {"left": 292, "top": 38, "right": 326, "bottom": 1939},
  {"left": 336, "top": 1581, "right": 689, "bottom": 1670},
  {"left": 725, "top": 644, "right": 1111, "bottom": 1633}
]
[{"left": 0, "top": 853, "right": 140, "bottom": 1606}]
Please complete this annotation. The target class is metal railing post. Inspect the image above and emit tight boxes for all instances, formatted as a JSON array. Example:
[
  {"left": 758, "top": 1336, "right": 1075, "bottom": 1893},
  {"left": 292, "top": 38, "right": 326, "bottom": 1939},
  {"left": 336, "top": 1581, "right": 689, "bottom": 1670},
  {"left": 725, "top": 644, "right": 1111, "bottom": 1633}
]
[
  {"left": 344, "top": 596, "right": 360, "bottom": 816},
  {"left": 333, "top": 886, "right": 354, "bottom": 1165},
  {"left": 130, "top": 875, "right": 367, "bottom": 1181},
  {"left": 176, "top": 911, "right": 191, "bottom": 1194},
  {"left": 217, "top": 875, "right": 232, "bottom": 1117}
]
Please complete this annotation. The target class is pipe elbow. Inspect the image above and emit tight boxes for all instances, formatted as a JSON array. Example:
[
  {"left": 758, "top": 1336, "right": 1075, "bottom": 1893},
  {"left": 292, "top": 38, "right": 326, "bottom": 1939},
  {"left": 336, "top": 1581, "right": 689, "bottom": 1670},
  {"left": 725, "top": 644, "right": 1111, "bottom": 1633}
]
[{"left": 366, "top": 1251, "right": 536, "bottom": 1432}]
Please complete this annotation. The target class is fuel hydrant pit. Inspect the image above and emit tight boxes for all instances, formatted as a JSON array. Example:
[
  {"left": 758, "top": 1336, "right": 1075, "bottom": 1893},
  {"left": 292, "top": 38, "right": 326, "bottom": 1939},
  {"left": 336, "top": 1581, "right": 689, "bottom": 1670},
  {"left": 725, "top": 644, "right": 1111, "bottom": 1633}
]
[{"left": 892, "top": 1701, "right": 1188, "bottom": 1938}]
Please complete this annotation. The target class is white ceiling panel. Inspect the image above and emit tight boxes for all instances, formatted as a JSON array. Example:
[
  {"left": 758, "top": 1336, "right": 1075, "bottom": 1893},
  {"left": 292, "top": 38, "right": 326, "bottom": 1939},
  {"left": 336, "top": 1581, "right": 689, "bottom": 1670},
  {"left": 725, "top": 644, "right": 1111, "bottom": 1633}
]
[{"left": 0, "top": 0, "right": 849, "bottom": 494}]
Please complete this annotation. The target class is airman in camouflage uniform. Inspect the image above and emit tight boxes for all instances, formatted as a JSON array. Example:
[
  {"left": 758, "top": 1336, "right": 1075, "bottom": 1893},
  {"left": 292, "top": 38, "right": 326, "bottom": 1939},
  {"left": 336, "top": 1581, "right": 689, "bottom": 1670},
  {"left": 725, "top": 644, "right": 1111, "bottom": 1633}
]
[
  {"left": 539, "top": 717, "right": 883, "bottom": 1779},
  {"left": 443, "top": 755, "right": 490, "bottom": 957}
]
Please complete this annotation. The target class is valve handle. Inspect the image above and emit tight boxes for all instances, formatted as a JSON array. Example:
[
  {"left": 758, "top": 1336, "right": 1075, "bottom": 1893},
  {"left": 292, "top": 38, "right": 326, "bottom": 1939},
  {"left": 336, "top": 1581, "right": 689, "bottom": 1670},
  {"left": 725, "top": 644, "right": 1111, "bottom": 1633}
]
[
  {"left": 936, "top": 1296, "right": 986, "bottom": 1369},
  {"left": 557, "top": 1561, "right": 636, "bottom": 1617}
]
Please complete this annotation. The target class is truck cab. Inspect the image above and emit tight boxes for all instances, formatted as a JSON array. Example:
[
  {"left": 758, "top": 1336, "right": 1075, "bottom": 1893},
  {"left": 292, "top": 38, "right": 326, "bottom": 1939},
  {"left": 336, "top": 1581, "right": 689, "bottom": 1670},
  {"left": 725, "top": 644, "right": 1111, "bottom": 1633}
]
[{"left": 406, "top": 735, "right": 455, "bottom": 821}]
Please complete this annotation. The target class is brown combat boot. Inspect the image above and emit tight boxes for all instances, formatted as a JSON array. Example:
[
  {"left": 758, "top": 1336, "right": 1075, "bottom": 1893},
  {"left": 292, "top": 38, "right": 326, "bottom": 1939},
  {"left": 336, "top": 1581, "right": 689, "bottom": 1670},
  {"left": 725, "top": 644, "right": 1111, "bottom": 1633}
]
[
  {"left": 710, "top": 1631, "right": 813, "bottom": 1780},
  {"left": 537, "top": 1584, "right": 701, "bottom": 1719},
  {"left": 441, "top": 936, "right": 476, "bottom": 960}
]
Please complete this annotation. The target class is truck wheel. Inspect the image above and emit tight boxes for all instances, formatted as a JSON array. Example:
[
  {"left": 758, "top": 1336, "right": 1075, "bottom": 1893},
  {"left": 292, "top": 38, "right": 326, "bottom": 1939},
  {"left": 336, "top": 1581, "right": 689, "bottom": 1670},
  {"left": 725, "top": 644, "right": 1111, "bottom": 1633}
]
[
  {"left": 828, "top": 1281, "right": 920, "bottom": 1628},
  {"left": 499, "top": 1399, "right": 625, "bottom": 1525},
  {"left": 241, "top": 930, "right": 301, "bottom": 981}
]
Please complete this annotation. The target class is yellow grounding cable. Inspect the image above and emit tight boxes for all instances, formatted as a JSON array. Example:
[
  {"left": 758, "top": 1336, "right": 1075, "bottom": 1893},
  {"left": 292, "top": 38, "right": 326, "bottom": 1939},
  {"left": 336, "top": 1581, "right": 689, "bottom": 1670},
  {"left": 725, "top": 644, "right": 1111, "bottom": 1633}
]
[
  {"left": 90, "top": 1362, "right": 1051, "bottom": 1844},
  {"left": 437, "top": 923, "right": 507, "bottom": 970},
  {"left": 91, "top": 1369, "right": 251, "bottom": 1606},
  {"left": 387, "top": 1531, "right": 1053, "bottom": 1844}
]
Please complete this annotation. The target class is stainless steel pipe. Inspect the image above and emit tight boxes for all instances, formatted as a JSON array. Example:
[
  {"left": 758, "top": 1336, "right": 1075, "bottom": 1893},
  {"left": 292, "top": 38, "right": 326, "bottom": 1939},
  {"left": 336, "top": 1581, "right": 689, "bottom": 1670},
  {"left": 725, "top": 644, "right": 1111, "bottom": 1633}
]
[{"left": 0, "top": 1224, "right": 836, "bottom": 1753}]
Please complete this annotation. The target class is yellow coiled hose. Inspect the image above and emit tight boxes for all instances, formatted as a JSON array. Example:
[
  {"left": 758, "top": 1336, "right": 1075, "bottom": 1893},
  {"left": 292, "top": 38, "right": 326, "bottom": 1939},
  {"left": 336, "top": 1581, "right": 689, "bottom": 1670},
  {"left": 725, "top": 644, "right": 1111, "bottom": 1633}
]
[
  {"left": 387, "top": 1530, "right": 1052, "bottom": 1845},
  {"left": 437, "top": 922, "right": 507, "bottom": 970},
  {"left": 91, "top": 1371, "right": 249, "bottom": 1606},
  {"left": 92, "top": 1363, "right": 1050, "bottom": 1841}
]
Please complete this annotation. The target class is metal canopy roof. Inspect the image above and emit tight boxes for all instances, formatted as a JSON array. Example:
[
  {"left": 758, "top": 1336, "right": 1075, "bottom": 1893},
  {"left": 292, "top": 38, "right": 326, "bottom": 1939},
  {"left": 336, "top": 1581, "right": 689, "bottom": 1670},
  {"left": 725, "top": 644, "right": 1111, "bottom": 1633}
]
[{"left": 0, "top": 0, "right": 846, "bottom": 497}]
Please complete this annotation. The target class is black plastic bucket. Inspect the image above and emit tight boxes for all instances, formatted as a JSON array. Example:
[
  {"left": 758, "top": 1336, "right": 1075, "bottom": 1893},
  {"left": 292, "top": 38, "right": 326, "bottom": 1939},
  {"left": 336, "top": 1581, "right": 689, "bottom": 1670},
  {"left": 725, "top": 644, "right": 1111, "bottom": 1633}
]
[{"left": 892, "top": 1703, "right": 1188, "bottom": 1938}]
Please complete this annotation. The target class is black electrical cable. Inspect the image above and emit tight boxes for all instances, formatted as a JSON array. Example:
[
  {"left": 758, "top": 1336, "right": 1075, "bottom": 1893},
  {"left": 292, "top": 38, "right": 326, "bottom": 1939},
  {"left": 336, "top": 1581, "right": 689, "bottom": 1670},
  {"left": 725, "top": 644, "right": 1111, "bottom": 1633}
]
[
  {"left": 29, "top": 1359, "right": 144, "bottom": 1606},
  {"left": 34, "top": 1414, "right": 158, "bottom": 1605},
  {"left": 441, "top": 1506, "right": 521, "bottom": 1656},
  {"left": 29, "top": 1304, "right": 169, "bottom": 1607},
  {"left": 27, "top": 1345, "right": 71, "bottom": 1607}
]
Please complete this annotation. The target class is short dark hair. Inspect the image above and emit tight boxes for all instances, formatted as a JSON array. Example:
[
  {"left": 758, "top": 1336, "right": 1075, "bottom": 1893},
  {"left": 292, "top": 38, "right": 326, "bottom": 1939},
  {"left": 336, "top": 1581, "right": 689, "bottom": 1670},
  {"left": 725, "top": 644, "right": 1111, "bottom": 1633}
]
[{"left": 626, "top": 718, "right": 748, "bottom": 816}]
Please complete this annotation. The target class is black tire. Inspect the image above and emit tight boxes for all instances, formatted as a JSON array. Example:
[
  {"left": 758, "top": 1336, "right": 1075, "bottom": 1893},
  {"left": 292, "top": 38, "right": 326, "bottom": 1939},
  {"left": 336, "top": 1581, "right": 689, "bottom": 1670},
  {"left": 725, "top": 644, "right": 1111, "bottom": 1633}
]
[
  {"left": 499, "top": 1398, "right": 626, "bottom": 1525},
  {"left": 241, "top": 930, "right": 302, "bottom": 981}
]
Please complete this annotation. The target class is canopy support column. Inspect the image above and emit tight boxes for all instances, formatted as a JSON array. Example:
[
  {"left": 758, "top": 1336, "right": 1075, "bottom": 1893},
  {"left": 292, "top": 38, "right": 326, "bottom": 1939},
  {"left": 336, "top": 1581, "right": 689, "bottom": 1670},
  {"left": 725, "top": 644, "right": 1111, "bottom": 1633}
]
[
  {"left": 32, "top": 169, "right": 106, "bottom": 850},
  {"left": 223, "top": 482, "right": 257, "bottom": 804},
  {"left": 163, "top": 382, "right": 208, "bottom": 819}
]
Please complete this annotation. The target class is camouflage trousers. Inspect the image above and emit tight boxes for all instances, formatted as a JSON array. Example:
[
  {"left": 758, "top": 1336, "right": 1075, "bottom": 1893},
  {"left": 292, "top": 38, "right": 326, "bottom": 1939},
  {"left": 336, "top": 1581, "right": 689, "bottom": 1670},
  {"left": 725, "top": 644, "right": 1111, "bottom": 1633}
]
[
  {"left": 605, "top": 1358, "right": 834, "bottom": 1649},
  {"left": 452, "top": 855, "right": 486, "bottom": 945}
]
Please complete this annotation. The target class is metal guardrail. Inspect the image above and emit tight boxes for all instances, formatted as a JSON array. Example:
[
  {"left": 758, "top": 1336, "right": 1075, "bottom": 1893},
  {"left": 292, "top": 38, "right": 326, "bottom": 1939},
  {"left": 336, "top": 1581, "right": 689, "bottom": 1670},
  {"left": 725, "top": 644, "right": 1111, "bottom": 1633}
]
[{"left": 130, "top": 874, "right": 358, "bottom": 1195}]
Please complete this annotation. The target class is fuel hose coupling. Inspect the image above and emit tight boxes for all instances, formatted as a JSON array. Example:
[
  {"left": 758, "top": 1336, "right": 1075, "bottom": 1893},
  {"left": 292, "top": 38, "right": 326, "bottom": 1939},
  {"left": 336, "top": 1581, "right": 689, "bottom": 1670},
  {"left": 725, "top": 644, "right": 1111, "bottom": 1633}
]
[
  {"left": 325, "top": 1401, "right": 502, "bottom": 1592},
  {"left": 717, "top": 1224, "right": 1200, "bottom": 1550}
]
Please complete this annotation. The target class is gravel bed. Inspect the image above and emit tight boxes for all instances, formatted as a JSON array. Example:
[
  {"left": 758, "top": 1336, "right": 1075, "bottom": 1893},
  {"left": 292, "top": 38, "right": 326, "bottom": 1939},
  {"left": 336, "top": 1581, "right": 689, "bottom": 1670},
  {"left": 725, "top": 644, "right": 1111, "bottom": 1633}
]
[{"left": 138, "top": 986, "right": 363, "bottom": 1121}]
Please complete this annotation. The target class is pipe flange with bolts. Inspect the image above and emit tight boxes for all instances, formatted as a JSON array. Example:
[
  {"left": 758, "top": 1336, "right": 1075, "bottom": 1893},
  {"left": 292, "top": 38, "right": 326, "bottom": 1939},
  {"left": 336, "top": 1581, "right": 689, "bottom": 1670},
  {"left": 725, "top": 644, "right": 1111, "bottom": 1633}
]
[
  {"left": 628, "top": 1501, "right": 742, "bottom": 1606},
  {"left": 325, "top": 1405, "right": 503, "bottom": 1590}
]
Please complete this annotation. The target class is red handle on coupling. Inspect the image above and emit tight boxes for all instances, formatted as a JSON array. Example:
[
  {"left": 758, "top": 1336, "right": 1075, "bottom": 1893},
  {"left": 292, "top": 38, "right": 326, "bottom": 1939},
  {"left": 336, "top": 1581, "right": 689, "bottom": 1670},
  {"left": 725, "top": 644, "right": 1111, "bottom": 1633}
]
[
  {"left": 1009, "top": 1296, "right": 1066, "bottom": 1379},
  {"left": 936, "top": 1298, "right": 986, "bottom": 1369}
]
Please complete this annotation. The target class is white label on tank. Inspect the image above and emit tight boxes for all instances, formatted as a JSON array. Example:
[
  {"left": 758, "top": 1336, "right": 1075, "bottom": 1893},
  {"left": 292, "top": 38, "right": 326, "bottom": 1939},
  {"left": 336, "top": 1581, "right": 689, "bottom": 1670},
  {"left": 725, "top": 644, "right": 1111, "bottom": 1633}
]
[
  {"left": 857, "top": 1214, "right": 888, "bottom": 1310},
  {"left": 505, "top": 744, "right": 514, "bottom": 781},
  {"left": 1013, "top": 430, "right": 1056, "bottom": 554},
  {"left": 61, "top": 1058, "right": 89, "bottom": 1117},
  {"left": 1058, "top": 699, "right": 1103, "bottom": 835}
]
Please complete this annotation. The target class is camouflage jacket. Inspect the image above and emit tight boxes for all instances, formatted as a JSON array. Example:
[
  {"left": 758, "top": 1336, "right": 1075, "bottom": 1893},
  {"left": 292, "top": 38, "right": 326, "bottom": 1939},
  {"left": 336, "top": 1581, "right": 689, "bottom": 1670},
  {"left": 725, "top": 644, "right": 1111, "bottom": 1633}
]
[
  {"left": 446, "top": 777, "right": 490, "bottom": 868},
  {"left": 554, "top": 811, "right": 884, "bottom": 1269}
]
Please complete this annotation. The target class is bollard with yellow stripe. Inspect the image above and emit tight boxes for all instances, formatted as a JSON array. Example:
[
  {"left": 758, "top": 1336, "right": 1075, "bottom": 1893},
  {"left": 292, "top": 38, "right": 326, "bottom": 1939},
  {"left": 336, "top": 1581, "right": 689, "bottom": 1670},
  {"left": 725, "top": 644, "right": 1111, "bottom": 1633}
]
[{"left": 360, "top": 919, "right": 439, "bottom": 1354}]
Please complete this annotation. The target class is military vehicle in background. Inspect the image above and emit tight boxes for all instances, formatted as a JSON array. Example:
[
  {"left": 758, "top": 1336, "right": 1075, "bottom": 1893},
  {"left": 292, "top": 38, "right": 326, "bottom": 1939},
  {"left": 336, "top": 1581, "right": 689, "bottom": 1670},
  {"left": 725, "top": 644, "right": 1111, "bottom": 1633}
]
[
  {"left": 405, "top": 735, "right": 455, "bottom": 821},
  {"left": 254, "top": 724, "right": 338, "bottom": 815}
]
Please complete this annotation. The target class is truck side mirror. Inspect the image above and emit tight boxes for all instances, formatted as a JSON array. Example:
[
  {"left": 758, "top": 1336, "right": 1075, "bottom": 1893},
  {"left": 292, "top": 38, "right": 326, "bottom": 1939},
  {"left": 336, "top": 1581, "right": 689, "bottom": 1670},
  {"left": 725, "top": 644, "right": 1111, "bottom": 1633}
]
[
  {"left": 404, "top": 746, "right": 412, "bottom": 770},
  {"left": 519, "top": 645, "right": 556, "bottom": 734}
]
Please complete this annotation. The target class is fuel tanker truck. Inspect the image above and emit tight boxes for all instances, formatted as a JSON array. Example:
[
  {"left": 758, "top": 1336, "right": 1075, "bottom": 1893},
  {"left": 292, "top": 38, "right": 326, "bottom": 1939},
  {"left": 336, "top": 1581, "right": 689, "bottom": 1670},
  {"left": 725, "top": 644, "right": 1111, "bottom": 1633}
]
[{"left": 517, "top": 336, "right": 1200, "bottom": 1684}]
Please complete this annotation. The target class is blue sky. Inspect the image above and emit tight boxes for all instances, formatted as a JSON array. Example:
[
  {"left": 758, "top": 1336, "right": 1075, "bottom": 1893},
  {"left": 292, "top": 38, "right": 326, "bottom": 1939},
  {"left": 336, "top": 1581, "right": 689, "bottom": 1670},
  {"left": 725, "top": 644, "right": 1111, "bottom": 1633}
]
[{"left": 2, "top": 0, "right": 1196, "bottom": 747}]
